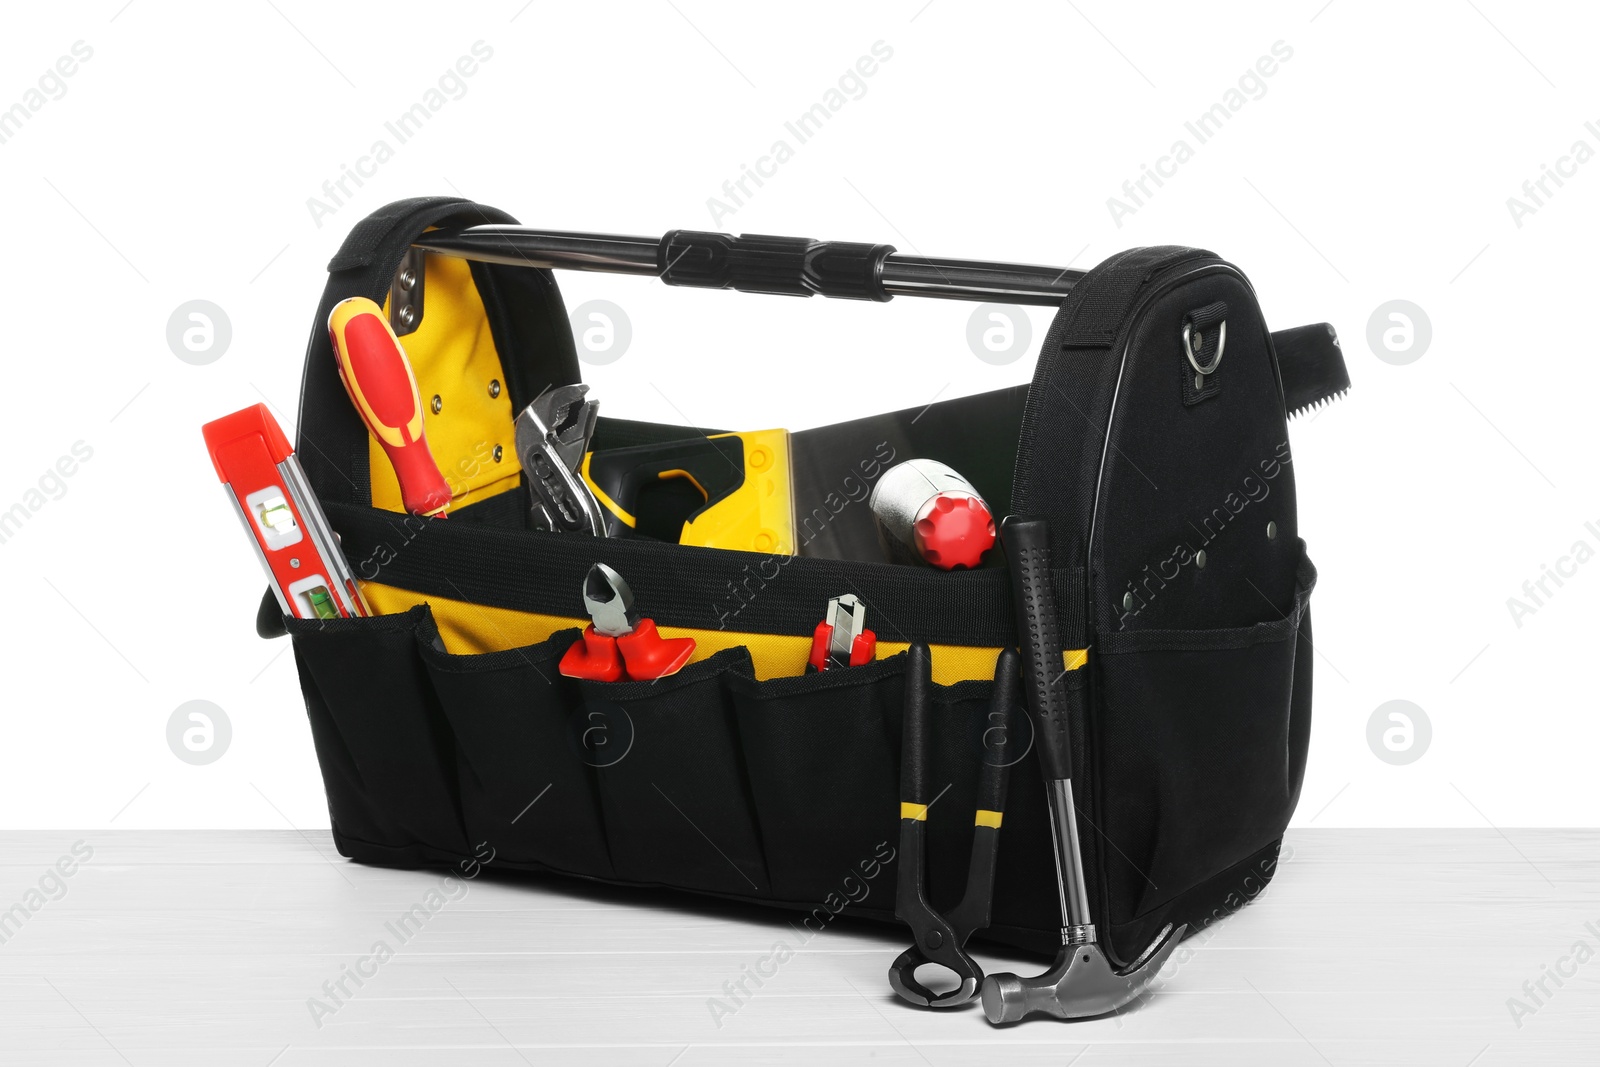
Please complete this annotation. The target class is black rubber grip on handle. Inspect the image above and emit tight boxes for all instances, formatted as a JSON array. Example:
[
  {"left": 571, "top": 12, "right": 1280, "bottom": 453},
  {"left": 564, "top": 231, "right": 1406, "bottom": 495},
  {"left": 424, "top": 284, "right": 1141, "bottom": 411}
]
[
  {"left": 659, "top": 231, "right": 895, "bottom": 300},
  {"left": 900, "top": 642, "right": 932, "bottom": 805},
  {"left": 974, "top": 647, "right": 1020, "bottom": 813},
  {"left": 1000, "top": 516, "right": 1075, "bottom": 782}
]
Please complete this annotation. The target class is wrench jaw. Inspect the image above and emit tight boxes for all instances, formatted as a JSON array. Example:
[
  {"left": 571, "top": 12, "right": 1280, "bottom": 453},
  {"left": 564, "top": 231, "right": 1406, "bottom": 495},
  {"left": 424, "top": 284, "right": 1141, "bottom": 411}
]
[
  {"left": 979, "top": 923, "right": 1185, "bottom": 1025},
  {"left": 515, "top": 385, "right": 605, "bottom": 536}
]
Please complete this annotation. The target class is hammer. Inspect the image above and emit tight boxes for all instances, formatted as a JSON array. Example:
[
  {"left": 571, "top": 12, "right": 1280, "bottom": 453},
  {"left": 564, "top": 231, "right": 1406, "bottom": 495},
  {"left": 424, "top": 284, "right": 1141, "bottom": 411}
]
[{"left": 982, "top": 516, "right": 1185, "bottom": 1024}]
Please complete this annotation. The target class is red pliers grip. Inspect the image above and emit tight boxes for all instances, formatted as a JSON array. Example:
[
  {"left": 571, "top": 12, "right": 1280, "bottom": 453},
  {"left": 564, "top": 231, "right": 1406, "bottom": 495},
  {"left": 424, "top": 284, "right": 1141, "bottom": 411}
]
[{"left": 558, "top": 564, "right": 695, "bottom": 682}]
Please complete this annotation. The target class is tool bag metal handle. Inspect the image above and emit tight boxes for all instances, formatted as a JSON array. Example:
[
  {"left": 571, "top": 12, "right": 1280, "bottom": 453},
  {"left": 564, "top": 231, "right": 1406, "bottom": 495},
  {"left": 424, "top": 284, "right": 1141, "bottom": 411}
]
[
  {"left": 409, "top": 226, "right": 1350, "bottom": 420},
  {"left": 412, "top": 226, "right": 1085, "bottom": 305}
]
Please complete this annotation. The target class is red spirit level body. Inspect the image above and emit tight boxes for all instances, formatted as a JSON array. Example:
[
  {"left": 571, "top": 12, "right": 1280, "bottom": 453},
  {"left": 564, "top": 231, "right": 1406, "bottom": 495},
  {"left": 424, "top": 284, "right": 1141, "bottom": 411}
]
[{"left": 202, "top": 403, "right": 370, "bottom": 621}]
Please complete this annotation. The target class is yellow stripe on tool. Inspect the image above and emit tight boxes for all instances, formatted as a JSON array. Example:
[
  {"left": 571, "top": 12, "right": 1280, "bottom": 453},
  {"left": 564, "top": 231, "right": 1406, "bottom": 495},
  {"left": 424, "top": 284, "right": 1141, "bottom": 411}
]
[
  {"left": 974, "top": 809, "right": 1004, "bottom": 829},
  {"left": 1063, "top": 648, "right": 1088, "bottom": 672},
  {"left": 900, "top": 802, "right": 928, "bottom": 821}
]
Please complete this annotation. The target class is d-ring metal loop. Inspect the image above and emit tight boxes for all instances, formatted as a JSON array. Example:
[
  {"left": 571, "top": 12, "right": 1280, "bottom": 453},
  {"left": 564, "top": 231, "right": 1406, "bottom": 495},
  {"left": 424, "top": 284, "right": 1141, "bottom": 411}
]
[{"left": 1183, "top": 320, "right": 1226, "bottom": 376}]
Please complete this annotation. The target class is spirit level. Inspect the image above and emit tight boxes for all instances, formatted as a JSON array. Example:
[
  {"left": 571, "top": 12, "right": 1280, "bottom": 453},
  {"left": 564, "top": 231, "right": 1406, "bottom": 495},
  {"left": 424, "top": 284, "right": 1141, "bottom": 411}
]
[{"left": 202, "top": 403, "right": 370, "bottom": 621}]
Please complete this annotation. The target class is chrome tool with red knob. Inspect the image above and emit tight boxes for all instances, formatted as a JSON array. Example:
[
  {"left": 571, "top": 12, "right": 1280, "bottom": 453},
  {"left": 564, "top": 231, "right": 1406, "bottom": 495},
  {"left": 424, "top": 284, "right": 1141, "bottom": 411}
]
[{"left": 869, "top": 459, "right": 996, "bottom": 570}]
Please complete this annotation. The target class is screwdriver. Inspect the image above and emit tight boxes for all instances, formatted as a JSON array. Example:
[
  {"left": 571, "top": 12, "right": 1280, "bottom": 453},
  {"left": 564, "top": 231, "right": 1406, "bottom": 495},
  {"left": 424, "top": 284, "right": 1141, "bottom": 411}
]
[{"left": 328, "top": 296, "right": 452, "bottom": 517}]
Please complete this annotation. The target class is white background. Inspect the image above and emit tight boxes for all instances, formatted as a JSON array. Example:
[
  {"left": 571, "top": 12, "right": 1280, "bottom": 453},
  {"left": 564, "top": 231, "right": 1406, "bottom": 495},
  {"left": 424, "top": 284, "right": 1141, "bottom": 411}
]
[{"left": 0, "top": 0, "right": 1593, "bottom": 831}]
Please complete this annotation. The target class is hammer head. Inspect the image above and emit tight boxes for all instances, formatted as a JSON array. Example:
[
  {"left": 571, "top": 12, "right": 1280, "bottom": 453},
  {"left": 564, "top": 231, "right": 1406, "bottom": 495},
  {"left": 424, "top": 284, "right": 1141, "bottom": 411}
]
[{"left": 980, "top": 924, "right": 1185, "bottom": 1025}]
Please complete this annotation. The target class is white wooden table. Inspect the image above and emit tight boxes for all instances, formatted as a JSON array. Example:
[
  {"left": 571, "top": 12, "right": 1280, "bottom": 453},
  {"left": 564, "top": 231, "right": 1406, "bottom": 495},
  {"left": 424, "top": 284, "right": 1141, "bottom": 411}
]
[{"left": 2, "top": 830, "right": 1595, "bottom": 1065}]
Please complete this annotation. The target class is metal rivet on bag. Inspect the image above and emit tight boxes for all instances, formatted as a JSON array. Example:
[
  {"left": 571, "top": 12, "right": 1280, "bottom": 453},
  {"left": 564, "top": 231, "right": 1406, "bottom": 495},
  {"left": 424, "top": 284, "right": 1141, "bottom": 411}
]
[
  {"left": 1192, "top": 330, "right": 1203, "bottom": 349},
  {"left": 399, "top": 268, "right": 416, "bottom": 291},
  {"left": 399, "top": 305, "right": 416, "bottom": 326},
  {"left": 1267, "top": 520, "right": 1278, "bottom": 540},
  {"left": 1123, "top": 592, "right": 1135, "bottom": 612},
  {"left": 1196, "top": 550, "right": 1207, "bottom": 569},
  {"left": 489, "top": 379, "right": 502, "bottom": 399},
  {"left": 431, "top": 394, "right": 442, "bottom": 415},
  {"left": 1195, "top": 373, "right": 1205, "bottom": 390},
  {"left": 493, "top": 444, "right": 503, "bottom": 462}
]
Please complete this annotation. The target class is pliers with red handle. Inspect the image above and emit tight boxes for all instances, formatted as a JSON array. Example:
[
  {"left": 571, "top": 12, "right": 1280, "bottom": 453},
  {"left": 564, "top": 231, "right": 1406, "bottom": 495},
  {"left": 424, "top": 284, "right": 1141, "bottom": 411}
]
[{"left": 559, "top": 564, "right": 696, "bottom": 682}]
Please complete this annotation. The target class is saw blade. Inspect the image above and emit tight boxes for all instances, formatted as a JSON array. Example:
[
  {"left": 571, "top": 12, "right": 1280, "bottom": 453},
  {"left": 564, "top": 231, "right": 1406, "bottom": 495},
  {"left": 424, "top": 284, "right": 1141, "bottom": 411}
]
[{"left": 1276, "top": 322, "right": 1351, "bottom": 419}]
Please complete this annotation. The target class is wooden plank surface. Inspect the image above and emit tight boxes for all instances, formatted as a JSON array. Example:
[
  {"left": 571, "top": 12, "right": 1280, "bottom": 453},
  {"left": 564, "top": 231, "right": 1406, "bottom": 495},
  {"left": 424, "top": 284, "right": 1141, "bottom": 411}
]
[{"left": 0, "top": 830, "right": 1595, "bottom": 1065}]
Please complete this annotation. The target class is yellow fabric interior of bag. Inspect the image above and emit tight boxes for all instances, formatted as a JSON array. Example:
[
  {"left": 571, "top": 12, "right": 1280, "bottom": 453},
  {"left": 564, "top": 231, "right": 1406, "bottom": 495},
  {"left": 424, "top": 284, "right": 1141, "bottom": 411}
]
[{"left": 359, "top": 258, "right": 1014, "bottom": 685}]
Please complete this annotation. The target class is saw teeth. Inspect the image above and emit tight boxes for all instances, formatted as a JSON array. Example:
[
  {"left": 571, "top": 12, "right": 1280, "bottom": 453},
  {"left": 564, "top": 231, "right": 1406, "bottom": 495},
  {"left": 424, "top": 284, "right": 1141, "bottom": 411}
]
[{"left": 1287, "top": 388, "right": 1348, "bottom": 420}]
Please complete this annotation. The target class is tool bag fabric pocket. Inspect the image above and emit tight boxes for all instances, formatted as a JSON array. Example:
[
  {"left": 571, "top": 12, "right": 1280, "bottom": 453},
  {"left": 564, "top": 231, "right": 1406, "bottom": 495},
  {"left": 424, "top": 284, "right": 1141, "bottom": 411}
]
[
  {"left": 1092, "top": 547, "right": 1314, "bottom": 960},
  {"left": 578, "top": 650, "right": 773, "bottom": 896},
  {"left": 726, "top": 657, "right": 905, "bottom": 904},
  {"left": 286, "top": 608, "right": 470, "bottom": 861},
  {"left": 274, "top": 198, "right": 1323, "bottom": 957},
  {"left": 418, "top": 622, "right": 615, "bottom": 878}
]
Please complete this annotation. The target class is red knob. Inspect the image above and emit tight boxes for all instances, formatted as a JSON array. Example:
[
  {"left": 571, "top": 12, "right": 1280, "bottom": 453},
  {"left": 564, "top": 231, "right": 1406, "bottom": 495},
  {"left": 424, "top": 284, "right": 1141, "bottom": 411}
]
[{"left": 913, "top": 493, "right": 995, "bottom": 570}]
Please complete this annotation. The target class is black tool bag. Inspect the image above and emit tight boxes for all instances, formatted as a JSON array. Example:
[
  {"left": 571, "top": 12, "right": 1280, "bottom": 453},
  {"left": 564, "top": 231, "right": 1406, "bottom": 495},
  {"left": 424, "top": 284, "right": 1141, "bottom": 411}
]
[{"left": 278, "top": 197, "right": 1333, "bottom": 962}]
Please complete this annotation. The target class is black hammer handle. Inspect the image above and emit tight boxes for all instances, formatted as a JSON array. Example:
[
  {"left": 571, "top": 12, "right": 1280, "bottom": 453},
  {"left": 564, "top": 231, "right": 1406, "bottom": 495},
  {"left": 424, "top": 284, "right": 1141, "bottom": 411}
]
[{"left": 1000, "top": 516, "right": 1075, "bottom": 783}]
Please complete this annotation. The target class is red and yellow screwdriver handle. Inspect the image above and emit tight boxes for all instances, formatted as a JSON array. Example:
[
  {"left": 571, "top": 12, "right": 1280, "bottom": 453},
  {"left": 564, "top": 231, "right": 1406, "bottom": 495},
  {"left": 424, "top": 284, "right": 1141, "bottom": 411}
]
[{"left": 328, "top": 296, "right": 452, "bottom": 517}]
